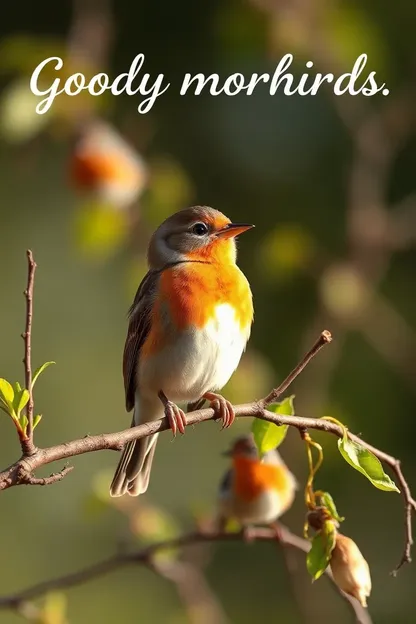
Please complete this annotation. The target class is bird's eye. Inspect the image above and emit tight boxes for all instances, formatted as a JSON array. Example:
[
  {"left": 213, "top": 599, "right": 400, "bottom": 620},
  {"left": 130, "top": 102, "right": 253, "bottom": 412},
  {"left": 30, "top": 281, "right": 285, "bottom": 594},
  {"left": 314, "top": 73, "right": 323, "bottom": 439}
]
[{"left": 191, "top": 222, "right": 209, "bottom": 236}]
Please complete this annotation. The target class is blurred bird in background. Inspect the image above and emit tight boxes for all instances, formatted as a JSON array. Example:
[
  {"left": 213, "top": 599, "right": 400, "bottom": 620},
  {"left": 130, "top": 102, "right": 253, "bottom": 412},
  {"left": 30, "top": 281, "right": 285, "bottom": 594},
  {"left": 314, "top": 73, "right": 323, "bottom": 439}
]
[
  {"left": 217, "top": 434, "right": 297, "bottom": 531},
  {"left": 70, "top": 119, "right": 148, "bottom": 210},
  {"left": 69, "top": 119, "right": 149, "bottom": 261},
  {"left": 110, "top": 206, "right": 254, "bottom": 497}
]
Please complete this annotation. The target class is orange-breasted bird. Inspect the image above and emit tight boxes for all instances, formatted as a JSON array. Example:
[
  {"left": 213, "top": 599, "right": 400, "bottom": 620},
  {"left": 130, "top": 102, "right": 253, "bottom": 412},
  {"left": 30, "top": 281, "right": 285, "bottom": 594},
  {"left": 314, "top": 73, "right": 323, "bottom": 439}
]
[
  {"left": 70, "top": 119, "right": 147, "bottom": 208},
  {"left": 110, "top": 206, "right": 254, "bottom": 497},
  {"left": 217, "top": 435, "right": 297, "bottom": 527}
]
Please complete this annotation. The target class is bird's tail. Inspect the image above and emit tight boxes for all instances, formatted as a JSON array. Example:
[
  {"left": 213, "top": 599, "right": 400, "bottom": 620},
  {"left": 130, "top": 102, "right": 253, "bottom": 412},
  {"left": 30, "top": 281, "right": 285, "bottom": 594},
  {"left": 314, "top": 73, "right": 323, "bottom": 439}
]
[{"left": 109, "top": 401, "right": 160, "bottom": 497}]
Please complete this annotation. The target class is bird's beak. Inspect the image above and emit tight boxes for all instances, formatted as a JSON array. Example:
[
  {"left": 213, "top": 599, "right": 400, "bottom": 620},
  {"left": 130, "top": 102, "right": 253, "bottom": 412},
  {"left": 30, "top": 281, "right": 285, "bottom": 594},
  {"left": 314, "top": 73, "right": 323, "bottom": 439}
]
[{"left": 216, "top": 223, "right": 254, "bottom": 239}]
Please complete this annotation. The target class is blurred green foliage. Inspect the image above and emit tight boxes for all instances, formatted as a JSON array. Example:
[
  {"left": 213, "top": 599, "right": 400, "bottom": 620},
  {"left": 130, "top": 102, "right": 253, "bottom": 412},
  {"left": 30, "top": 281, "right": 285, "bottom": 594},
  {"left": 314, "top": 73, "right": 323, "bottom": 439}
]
[{"left": 0, "top": 0, "right": 416, "bottom": 622}]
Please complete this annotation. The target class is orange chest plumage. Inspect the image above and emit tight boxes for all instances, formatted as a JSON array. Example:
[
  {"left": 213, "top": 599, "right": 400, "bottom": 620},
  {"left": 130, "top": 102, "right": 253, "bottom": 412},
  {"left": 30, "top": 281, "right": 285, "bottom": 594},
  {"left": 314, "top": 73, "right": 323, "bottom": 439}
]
[
  {"left": 159, "top": 262, "right": 253, "bottom": 331},
  {"left": 233, "top": 457, "right": 293, "bottom": 504}
]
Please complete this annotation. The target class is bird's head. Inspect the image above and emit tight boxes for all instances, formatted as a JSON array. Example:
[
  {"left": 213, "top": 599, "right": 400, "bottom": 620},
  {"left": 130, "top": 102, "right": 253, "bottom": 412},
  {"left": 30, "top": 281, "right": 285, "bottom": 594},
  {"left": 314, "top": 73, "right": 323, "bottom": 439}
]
[
  {"left": 148, "top": 206, "right": 254, "bottom": 268},
  {"left": 222, "top": 434, "right": 259, "bottom": 460}
]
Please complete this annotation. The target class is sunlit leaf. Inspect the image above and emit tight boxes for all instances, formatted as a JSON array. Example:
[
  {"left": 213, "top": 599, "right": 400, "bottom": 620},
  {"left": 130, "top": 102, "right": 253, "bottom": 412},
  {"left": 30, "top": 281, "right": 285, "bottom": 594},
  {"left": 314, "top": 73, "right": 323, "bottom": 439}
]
[
  {"left": 0, "top": 379, "right": 15, "bottom": 415},
  {"left": 41, "top": 591, "right": 68, "bottom": 624},
  {"left": 13, "top": 388, "right": 29, "bottom": 415},
  {"left": 32, "top": 361, "right": 55, "bottom": 389},
  {"left": 252, "top": 395, "right": 294, "bottom": 457},
  {"left": 318, "top": 491, "right": 344, "bottom": 523},
  {"left": 307, "top": 520, "right": 336, "bottom": 581},
  {"left": 0, "top": 379, "right": 14, "bottom": 404},
  {"left": 338, "top": 432, "right": 399, "bottom": 493},
  {"left": 33, "top": 414, "right": 42, "bottom": 429},
  {"left": 19, "top": 413, "right": 28, "bottom": 433}
]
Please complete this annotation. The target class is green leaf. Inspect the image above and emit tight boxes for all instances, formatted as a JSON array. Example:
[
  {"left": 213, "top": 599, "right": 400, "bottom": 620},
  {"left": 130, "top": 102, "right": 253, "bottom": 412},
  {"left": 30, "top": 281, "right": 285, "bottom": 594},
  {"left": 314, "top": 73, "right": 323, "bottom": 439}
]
[
  {"left": 0, "top": 378, "right": 14, "bottom": 405},
  {"left": 33, "top": 414, "right": 42, "bottom": 429},
  {"left": 224, "top": 517, "right": 241, "bottom": 533},
  {"left": 31, "top": 361, "right": 55, "bottom": 389},
  {"left": 13, "top": 381, "right": 22, "bottom": 393},
  {"left": 338, "top": 432, "right": 400, "bottom": 493},
  {"left": 13, "top": 388, "right": 29, "bottom": 415},
  {"left": 268, "top": 395, "right": 295, "bottom": 417},
  {"left": 319, "top": 492, "right": 344, "bottom": 523},
  {"left": 252, "top": 395, "right": 294, "bottom": 457},
  {"left": 0, "top": 379, "right": 16, "bottom": 418},
  {"left": 307, "top": 520, "right": 336, "bottom": 581},
  {"left": 19, "top": 413, "right": 28, "bottom": 433},
  {"left": 41, "top": 591, "right": 67, "bottom": 624}
]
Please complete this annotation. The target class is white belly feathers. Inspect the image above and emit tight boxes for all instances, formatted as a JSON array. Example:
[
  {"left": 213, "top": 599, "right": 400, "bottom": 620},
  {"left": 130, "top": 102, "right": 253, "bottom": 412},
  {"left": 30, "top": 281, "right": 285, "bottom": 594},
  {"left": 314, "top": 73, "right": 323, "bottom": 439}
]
[
  {"left": 219, "top": 488, "right": 283, "bottom": 525},
  {"left": 139, "top": 303, "right": 249, "bottom": 403}
]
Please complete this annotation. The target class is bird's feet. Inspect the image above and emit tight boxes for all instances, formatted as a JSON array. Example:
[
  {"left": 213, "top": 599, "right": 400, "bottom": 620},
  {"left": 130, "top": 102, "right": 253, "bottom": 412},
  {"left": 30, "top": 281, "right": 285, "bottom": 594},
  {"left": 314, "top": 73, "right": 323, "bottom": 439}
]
[
  {"left": 270, "top": 521, "right": 283, "bottom": 542},
  {"left": 203, "top": 392, "right": 235, "bottom": 429},
  {"left": 242, "top": 525, "right": 256, "bottom": 543},
  {"left": 158, "top": 391, "right": 187, "bottom": 437}
]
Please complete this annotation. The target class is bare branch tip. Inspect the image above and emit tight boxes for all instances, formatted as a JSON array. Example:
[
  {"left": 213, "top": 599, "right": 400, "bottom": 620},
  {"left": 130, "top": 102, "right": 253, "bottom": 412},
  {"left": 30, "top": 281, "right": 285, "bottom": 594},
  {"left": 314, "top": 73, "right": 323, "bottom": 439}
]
[
  {"left": 321, "top": 329, "right": 333, "bottom": 343},
  {"left": 392, "top": 554, "right": 412, "bottom": 576}
]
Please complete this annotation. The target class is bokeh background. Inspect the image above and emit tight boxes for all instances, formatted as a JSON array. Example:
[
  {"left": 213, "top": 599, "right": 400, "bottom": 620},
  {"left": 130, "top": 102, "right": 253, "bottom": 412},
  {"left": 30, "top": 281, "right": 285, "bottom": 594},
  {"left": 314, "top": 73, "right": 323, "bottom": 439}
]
[{"left": 0, "top": 0, "right": 415, "bottom": 622}]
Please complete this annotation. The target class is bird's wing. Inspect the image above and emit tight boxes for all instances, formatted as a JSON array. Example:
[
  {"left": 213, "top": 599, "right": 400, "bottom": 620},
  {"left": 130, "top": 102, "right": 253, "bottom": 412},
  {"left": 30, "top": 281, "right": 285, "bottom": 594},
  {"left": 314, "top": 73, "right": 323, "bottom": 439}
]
[
  {"left": 218, "top": 468, "right": 233, "bottom": 498},
  {"left": 123, "top": 269, "right": 160, "bottom": 412}
]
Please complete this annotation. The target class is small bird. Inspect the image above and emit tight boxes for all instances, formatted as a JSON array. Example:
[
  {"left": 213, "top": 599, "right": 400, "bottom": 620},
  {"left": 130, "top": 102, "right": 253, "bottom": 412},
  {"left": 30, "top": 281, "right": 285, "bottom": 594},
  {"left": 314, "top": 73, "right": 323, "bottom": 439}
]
[
  {"left": 217, "top": 435, "right": 297, "bottom": 528},
  {"left": 110, "top": 206, "right": 254, "bottom": 497}
]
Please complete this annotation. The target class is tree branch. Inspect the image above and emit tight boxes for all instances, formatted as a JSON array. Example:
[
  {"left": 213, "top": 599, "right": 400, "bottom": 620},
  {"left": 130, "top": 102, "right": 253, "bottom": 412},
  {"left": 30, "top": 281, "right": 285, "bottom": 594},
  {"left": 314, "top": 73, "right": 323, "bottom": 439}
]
[
  {"left": 0, "top": 525, "right": 371, "bottom": 624},
  {"left": 261, "top": 330, "right": 332, "bottom": 406},
  {"left": 21, "top": 250, "right": 37, "bottom": 456},
  {"left": 18, "top": 466, "right": 74, "bottom": 487},
  {"left": 2, "top": 253, "right": 414, "bottom": 582},
  {"left": 149, "top": 557, "right": 229, "bottom": 624},
  {"left": 0, "top": 396, "right": 414, "bottom": 571}
]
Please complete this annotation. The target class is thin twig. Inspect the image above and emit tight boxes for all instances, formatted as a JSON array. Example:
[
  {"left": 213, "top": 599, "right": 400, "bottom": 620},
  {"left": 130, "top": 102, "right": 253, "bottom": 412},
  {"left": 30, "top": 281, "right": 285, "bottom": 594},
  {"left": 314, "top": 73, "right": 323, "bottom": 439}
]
[
  {"left": 149, "top": 558, "right": 229, "bottom": 624},
  {"left": 19, "top": 466, "right": 74, "bottom": 487},
  {"left": 21, "top": 250, "right": 37, "bottom": 455},
  {"left": 271, "top": 523, "right": 310, "bottom": 624},
  {"left": 391, "top": 460, "right": 416, "bottom": 574},
  {"left": 262, "top": 330, "right": 332, "bottom": 406},
  {"left": 0, "top": 526, "right": 370, "bottom": 624}
]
